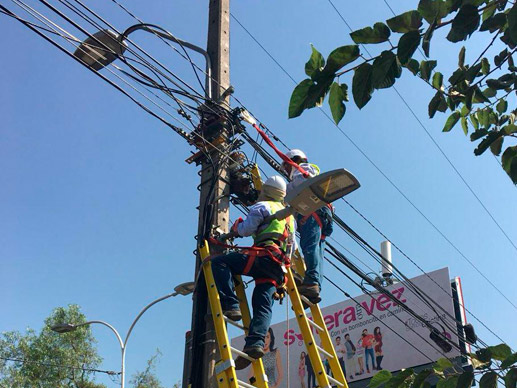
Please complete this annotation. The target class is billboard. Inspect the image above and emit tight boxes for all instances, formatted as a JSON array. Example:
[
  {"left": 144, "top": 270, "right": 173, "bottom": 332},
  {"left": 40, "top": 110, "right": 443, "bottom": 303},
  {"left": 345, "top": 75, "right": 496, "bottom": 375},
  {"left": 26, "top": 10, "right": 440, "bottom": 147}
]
[{"left": 231, "top": 267, "right": 459, "bottom": 388}]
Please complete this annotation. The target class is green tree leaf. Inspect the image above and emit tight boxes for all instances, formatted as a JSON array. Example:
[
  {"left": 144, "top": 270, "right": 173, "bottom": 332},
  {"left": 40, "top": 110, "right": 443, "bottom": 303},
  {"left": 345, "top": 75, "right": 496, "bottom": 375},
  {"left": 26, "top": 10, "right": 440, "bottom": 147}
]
[
  {"left": 385, "top": 368, "right": 415, "bottom": 388},
  {"left": 420, "top": 60, "right": 437, "bottom": 81},
  {"left": 353, "top": 63, "right": 374, "bottom": 109},
  {"left": 387, "top": 10, "right": 423, "bottom": 33},
  {"left": 457, "top": 371, "right": 474, "bottom": 388},
  {"left": 418, "top": 0, "right": 452, "bottom": 23},
  {"left": 482, "top": 3, "right": 497, "bottom": 21},
  {"left": 470, "top": 113, "right": 479, "bottom": 129},
  {"left": 490, "top": 135, "right": 504, "bottom": 155},
  {"left": 406, "top": 58, "right": 420, "bottom": 75},
  {"left": 505, "top": 124, "right": 517, "bottom": 135},
  {"left": 350, "top": 23, "right": 391, "bottom": 44},
  {"left": 323, "top": 45, "right": 361, "bottom": 74},
  {"left": 474, "top": 131, "right": 503, "bottom": 155},
  {"left": 372, "top": 50, "right": 402, "bottom": 89},
  {"left": 413, "top": 369, "right": 433, "bottom": 388},
  {"left": 461, "top": 116, "right": 469, "bottom": 135},
  {"left": 432, "top": 72, "right": 443, "bottom": 89},
  {"left": 472, "top": 87, "right": 491, "bottom": 103},
  {"left": 479, "top": 372, "right": 498, "bottom": 388},
  {"left": 306, "top": 76, "right": 334, "bottom": 108},
  {"left": 458, "top": 46, "right": 466, "bottom": 68},
  {"left": 0, "top": 305, "right": 105, "bottom": 388},
  {"left": 288, "top": 79, "right": 314, "bottom": 118},
  {"left": 443, "top": 111, "right": 461, "bottom": 132},
  {"left": 480, "top": 13, "right": 507, "bottom": 32},
  {"left": 470, "top": 128, "right": 488, "bottom": 141},
  {"left": 481, "top": 58, "right": 490, "bottom": 74},
  {"left": 130, "top": 350, "right": 166, "bottom": 388},
  {"left": 305, "top": 44, "right": 325, "bottom": 78},
  {"left": 423, "top": 18, "right": 438, "bottom": 57},
  {"left": 504, "top": 368, "right": 517, "bottom": 388},
  {"left": 447, "top": 5, "right": 481, "bottom": 42},
  {"left": 429, "top": 91, "right": 447, "bottom": 118},
  {"left": 437, "top": 376, "right": 458, "bottom": 388},
  {"left": 328, "top": 82, "right": 348, "bottom": 124},
  {"left": 465, "top": 62, "right": 482, "bottom": 82},
  {"left": 434, "top": 357, "right": 454, "bottom": 372},
  {"left": 497, "top": 99, "right": 508, "bottom": 114},
  {"left": 502, "top": 353, "right": 517, "bottom": 369},
  {"left": 486, "top": 78, "right": 513, "bottom": 89},
  {"left": 398, "top": 31, "right": 422, "bottom": 64},
  {"left": 488, "top": 344, "right": 512, "bottom": 361},
  {"left": 369, "top": 370, "right": 393, "bottom": 388},
  {"left": 508, "top": 4, "right": 517, "bottom": 43}
]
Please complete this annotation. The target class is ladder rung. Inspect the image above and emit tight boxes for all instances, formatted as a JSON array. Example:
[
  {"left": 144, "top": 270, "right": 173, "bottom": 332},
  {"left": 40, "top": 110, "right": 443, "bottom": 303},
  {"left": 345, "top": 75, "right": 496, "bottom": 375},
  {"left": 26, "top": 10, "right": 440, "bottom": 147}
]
[
  {"left": 327, "top": 374, "right": 345, "bottom": 387},
  {"left": 307, "top": 319, "right": 324, "bottom": 332},
  {"left": 223, "top": 316, "right": 248, "bottom": 331},
  {"left": 316, "top": 345, "right": 334, "bottom": 359},
  {"left": 214, "top": 359, "right": 235, "bottom": 375},
  {"left": 230, "top": 347, "right": 255, "bottom": 362},
  {"left": 300, "top": 295, "right": 316, "bottom": 307},
  {"left": 238, "top": 380, "right": 258, "bottom": 388}
]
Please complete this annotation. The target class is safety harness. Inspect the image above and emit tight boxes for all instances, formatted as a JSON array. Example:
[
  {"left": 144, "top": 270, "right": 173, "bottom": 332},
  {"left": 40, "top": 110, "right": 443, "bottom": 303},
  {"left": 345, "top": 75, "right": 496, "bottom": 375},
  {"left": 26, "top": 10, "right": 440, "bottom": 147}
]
[{"left": 209, "top": 201, "right": 295, "bottom": 300}]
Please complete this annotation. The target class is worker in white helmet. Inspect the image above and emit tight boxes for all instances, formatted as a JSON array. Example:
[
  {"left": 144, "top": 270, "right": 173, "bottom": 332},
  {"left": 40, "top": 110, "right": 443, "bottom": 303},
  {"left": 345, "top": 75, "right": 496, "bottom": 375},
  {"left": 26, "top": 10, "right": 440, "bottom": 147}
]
[
  {"left": 212, "top": 175, "right": 295, "bottom": 369},
  {"left": 282, "top": 149, "right": 333, "bottom": 305}
]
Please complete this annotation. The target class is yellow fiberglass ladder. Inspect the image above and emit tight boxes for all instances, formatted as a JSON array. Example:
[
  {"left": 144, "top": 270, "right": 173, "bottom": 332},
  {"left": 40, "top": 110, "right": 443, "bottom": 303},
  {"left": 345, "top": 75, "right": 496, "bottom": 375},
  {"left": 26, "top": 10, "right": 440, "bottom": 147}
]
[
  {"left": 200, "top": 240, "right": 269, "bottom": 388},
  {"left": 198, "top": 164, "right": 349, "bottom": 388}
]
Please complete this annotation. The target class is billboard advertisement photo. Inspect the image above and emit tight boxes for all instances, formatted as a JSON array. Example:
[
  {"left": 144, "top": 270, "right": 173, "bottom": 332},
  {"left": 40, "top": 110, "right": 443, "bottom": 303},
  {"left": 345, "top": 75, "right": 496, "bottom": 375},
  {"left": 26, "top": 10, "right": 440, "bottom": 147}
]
[{"left": 231, "top": 267, "right": 460, "bottom": 388}]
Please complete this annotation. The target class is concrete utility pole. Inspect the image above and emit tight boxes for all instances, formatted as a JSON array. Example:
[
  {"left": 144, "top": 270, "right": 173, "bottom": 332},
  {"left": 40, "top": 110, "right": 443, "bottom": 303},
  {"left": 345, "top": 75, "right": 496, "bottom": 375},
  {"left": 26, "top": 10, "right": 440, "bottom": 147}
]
[{"left": 189, "top": 1, "right": 230, "bottom": 387}]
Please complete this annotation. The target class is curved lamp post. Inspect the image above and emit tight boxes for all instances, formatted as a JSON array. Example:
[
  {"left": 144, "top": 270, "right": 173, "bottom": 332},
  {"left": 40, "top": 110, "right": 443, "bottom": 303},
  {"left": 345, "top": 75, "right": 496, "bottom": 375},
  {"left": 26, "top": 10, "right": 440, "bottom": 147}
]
[
  {"left": 72, "top": 24, "right": 212, "bottom": 99},
  {"left": 51, "top": 281, "right": 195, "bottom": 388}
]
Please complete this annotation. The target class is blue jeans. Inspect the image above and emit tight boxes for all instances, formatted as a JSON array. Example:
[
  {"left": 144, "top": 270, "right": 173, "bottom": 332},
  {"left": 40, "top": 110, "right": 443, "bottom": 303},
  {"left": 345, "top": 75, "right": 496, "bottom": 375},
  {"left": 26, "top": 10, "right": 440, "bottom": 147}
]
[
  {"left": 365, "top": 348, "right": 375, "bottom": 370},
  {"left": 297, "top": 213, "right": 326, "bottom": 288},
  {"left": 211, "top": 251, "right": 276, "bottom": 349}
]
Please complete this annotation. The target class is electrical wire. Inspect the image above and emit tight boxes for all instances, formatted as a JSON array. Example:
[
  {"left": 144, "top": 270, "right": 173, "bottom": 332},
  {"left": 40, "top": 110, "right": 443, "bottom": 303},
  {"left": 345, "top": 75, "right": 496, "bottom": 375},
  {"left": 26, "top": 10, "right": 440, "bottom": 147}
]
[
  {"left": 229, "top": 11, "right": 517, "bottom": 313},
  {"left": 341, "top": 0, "right": 517, "bottom": 256},
  {"left": 4, "top": 0, "right": 511, "bottom": 362},
  {"left": 1, "top": 3, "right": 191, "bottom": 142},
  {"left": 231, "top": 199, "right": 466, "bottom": 368},
  {"left": 0, "top": 356, "right": 120, "bottom": 376}
]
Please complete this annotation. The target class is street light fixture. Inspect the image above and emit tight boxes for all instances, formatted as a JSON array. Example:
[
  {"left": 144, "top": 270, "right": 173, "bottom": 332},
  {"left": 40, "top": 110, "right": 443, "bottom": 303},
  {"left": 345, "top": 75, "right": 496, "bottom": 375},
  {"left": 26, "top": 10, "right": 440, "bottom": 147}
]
[
  {"left": 51, "top": 281, "right": 195, "bottom": 388},
  {"left": 73, "top": 24, "right": 212, "bottom": 98}
]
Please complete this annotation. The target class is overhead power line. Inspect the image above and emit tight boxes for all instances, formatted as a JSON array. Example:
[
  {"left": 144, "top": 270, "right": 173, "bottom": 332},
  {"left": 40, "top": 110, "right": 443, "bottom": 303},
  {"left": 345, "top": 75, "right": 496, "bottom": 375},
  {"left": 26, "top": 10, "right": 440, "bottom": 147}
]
[
  {"left": 229, "top": 11, "right": 517, "bottom": 312},
  {"left": 0, "top": 356, "right": 120, "bottom": 376},
  {"left": 3, "top": 0, "right": 511, "bottom": 360}
]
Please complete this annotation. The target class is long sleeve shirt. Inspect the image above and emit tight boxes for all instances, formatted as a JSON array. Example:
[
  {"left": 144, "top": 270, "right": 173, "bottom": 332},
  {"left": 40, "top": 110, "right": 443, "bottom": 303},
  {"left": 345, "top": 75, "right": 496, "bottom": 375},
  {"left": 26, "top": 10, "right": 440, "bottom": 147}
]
[
  {"left": 286, "top": 163, "right": 320, "bottom": 193},
  {"left": 236, "top": 201, "right": 276, "bottom": 237},
  {"left": 236, "top": 200, "right": 297, "bottom": 251}
]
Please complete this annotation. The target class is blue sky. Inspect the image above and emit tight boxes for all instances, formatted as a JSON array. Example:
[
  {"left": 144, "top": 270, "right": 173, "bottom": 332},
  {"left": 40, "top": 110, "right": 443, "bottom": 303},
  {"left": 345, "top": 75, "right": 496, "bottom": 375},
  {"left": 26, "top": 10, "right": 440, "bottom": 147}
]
[{"left": 1, "top": 1, "right": 516, "bottom": 386}]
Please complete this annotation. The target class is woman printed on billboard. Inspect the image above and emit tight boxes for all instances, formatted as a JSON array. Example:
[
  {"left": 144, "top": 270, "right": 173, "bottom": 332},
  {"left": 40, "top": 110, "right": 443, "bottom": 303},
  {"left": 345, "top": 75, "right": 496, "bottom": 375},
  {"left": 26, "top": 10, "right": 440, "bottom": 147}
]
[
  {"left": 361, "top": 329, "right": 376, "bottom": 374},
  {"left": 298, "top": 351, "right": 306, "bottom": 388},
  {"left": 355, "top": 336, "right": 365, "bottom": 375},
  {"left": 374, "top": 327, "right": 384, "bottom": 370},
  {"left": 249, "top": 328, "right": 284, "bottom": 388}
]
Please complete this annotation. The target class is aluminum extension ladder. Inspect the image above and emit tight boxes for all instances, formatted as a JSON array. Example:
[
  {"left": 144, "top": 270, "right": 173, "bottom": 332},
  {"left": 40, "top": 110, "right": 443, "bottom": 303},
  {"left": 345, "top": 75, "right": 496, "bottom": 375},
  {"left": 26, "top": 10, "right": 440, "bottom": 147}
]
[{"left": 197, "top": 165, "right": 349, "bottom": 388}]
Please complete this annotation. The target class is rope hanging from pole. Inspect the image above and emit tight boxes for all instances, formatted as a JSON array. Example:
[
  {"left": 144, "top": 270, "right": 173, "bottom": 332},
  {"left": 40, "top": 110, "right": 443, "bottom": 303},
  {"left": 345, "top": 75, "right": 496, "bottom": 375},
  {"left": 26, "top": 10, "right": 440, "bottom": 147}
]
[{"left": 251, "top": 123, "right": 309, "bottom": 178}]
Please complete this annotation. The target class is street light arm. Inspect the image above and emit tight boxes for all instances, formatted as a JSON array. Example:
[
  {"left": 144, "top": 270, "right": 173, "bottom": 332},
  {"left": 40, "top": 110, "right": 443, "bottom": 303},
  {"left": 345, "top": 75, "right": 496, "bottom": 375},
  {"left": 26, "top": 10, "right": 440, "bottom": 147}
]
[
  {"left": 121, "top": 23, "right": 212, "bottom": 99},
  {"left": 123, "top": 292, "right": 176, "bottom": 348},
  {"left": 78, "top": 320, "right": 124, "bottom": 350}
]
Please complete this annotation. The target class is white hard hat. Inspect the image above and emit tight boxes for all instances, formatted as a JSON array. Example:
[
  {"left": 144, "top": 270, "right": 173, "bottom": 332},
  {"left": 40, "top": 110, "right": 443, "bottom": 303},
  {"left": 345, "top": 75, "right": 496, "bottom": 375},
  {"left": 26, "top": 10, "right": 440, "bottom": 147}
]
[
  {"left": 263, "top": 175, "right": 287, "bottom": 192},
  {"left": 285, "top": 149, "right": 307, "bottom": 160}
]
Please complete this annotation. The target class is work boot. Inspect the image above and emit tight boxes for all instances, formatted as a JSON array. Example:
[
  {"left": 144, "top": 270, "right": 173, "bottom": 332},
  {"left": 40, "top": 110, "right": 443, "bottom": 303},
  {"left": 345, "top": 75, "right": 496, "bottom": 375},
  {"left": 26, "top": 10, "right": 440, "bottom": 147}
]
[
  {"left": 223, "top": 309, "right": 242, "bottom": 322},
  {"left": 298, "top": 283, "right": 320, "bottom": 300},
  {"left": 234, "top": 346, "right": 265, "bottom": 370},
  {"left": 293, "top": 271, "right": 303, "bottom": 286}
]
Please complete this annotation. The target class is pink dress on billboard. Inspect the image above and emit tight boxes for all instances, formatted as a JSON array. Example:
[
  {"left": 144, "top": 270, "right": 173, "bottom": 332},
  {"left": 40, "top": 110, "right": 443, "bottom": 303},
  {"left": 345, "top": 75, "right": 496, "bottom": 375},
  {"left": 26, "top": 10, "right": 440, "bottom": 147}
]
[{"left": 298, "top": 357, "right": 306, "bottom": 378}]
